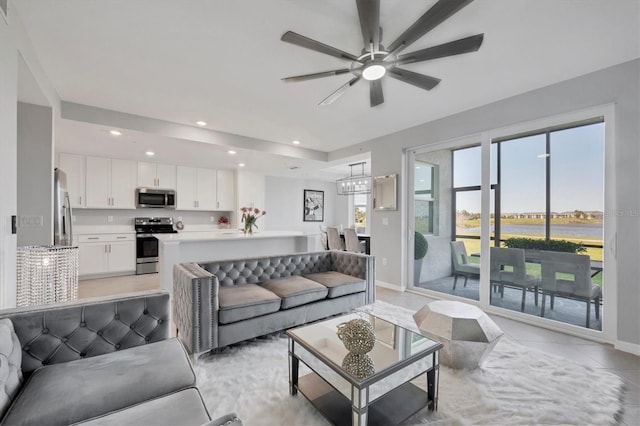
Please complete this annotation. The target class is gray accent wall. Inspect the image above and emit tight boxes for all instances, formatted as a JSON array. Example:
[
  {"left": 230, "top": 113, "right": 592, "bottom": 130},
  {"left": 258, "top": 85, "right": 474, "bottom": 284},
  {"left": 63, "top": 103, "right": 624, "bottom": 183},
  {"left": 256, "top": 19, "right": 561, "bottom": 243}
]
[
  {"left": 333, "top": 59, "right": 640, "bottom": 347},
  {"left": 265, "top": 176, "right": 348, "bottom": 235},
  {"left": 17, "top": 102, "right": 53, "bottom": 246}
]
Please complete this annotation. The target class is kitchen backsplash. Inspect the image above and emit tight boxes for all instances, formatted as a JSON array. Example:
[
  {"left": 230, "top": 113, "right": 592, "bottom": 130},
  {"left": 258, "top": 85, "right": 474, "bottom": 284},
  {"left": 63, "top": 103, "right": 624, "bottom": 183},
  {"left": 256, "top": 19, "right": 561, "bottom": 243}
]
[{"left": 73, "top": 209, "right": 233, "bottom": 227}]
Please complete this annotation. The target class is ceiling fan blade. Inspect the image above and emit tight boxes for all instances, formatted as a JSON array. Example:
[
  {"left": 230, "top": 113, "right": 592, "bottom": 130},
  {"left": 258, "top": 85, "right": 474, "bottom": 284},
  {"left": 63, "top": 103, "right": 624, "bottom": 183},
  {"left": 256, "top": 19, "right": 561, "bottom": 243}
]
[
  {"left": 370, "top": 79, "right": 384, "bottom": 107},
  {"left": 395, "top": 34, "right": 484, "bottom": 66},
  {"left": 356, "top": 0, "right": 381, "bottom": 52},
  {"left": 319, "top": 77, "right": 361, "bottom": 106},
  {"left": 281, "top": 31, "right": 360, "bottom": 63},
  {"left": 282, "top": 69, "right": 351, "bottom": 82},
  {"left": 388, "top": 68, "right": 441, "bottom": 91},
  {"left": 387, "top": 0, "right": 474, "bottom": 54}
]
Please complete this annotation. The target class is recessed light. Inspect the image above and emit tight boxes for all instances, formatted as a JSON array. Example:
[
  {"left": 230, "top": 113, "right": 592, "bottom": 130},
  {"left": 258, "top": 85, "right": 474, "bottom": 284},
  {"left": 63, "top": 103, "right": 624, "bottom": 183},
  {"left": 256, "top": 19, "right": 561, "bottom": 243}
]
[
  {"left": 238, "top": 163, "right": 245, "bottom": 167},
  {"left": 420, "top": 179, "right": 425, "bottom": 182},
  {"left": 110, "top": 130, "right": 122, "bottom": 136},
  {"left": 145, "top": 151, "right": 155, "bottom": 156},
  {"left": 292, "top": 140, "right": 301, "bottom": 145},
  {"left": 228, "top": 150, "right": 237, "bottom": 155},
  {"left": 196, "top": 121, "right": 207, "bottom": 126},
  {"left": 415, "top": 166, "right": 421, "bottom": 169}
]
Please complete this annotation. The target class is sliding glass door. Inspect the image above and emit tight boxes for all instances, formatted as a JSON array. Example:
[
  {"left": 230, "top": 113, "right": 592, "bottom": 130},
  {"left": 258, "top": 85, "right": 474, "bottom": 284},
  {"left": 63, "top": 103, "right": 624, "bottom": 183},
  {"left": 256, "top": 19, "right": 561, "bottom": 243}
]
[{"left": 407, "top": 113, "right": 611, "bottom": 337}]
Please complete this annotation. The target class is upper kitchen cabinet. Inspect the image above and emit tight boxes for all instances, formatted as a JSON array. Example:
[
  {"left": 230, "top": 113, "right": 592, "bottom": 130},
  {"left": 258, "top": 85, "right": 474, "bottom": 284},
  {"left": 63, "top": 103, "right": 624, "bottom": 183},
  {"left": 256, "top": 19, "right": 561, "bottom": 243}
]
[
  {"left": 176, "top": 166, "right": 221, "bottom": 211},
  {"left": 137, "top": 162, "right": 176, "bottom": 189},
  {"left": 85, "top": 156, "right": 136, "bottom": 209},
  {"left": 58, "top": 153, "right": 86, "bottom": 208},
  {"left": 216, "top": 169, "right": 235, "bottom": 211}
]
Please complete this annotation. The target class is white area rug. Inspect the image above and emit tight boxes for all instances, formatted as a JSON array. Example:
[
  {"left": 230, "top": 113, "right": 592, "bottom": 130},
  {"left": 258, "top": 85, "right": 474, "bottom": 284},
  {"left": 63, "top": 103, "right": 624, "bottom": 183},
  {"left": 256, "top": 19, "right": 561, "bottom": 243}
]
[{"left": 195, "top": 301, "right": 623, "bottom": 425}]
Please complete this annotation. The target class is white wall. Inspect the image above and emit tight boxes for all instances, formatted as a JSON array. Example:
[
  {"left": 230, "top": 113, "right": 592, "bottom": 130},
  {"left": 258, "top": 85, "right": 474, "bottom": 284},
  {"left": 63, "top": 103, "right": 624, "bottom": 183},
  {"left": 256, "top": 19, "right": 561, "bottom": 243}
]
[
  {"left": 333, "top": 59, "right": 640, "bottom": 348},
  {"left": 73, "top": 209, "right": 228, "bottom": 228},
  {"left": 265, "top": 176, "right": 348, "bottom": 238},
  {"left": 0, "top": 13, "right": 18, "bottom": 308},
  {"left": 17, "top": 101, "right": 52, "bottom": 246}
]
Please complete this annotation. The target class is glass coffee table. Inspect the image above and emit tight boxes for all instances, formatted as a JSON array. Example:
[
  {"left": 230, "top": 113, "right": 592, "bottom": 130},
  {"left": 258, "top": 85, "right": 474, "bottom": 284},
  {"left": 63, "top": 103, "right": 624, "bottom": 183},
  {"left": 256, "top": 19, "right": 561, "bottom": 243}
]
[{"left": 286, "top": 312, "right": 442, "bottom": 426}]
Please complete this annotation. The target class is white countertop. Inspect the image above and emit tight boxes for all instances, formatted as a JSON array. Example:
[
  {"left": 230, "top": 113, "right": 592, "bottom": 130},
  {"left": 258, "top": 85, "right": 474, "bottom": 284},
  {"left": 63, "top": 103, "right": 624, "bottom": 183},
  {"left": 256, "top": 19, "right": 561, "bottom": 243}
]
[
  {"left": 156, "top": 230, "right": 311, "bottom": 242},
  {"left": 74, "top": 225, "right": 135, "bottom": 235}
]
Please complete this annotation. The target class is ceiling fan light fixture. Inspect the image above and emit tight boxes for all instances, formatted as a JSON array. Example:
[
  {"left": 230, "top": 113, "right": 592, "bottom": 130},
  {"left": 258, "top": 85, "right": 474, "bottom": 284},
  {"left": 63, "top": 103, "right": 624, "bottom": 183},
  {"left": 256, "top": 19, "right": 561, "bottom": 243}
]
[{"left": 362, "top": 64, "right": 386, "bottom": 81}]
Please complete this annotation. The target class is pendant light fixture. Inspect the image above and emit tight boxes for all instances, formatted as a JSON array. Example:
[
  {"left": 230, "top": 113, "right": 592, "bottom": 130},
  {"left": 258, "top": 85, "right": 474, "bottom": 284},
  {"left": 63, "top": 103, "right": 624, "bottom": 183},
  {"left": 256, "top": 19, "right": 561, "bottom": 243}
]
[{"left": 336, "top": 162, "right": 371, "bottom": 195}]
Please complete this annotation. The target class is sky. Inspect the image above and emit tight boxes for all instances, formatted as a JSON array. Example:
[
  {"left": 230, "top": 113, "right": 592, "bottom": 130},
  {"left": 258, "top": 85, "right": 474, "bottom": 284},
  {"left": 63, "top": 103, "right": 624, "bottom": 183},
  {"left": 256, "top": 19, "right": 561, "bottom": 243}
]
[{"left": 450, "top": 122, "right": 604, "bottom": 214}]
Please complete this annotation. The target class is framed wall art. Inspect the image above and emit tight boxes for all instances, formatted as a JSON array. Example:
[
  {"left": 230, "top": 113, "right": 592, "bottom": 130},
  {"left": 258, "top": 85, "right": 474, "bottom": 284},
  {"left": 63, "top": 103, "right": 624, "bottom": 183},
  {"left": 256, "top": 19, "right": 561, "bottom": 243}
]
[{"left": 303, "top": 189, "right": 324, "bottom": 222}]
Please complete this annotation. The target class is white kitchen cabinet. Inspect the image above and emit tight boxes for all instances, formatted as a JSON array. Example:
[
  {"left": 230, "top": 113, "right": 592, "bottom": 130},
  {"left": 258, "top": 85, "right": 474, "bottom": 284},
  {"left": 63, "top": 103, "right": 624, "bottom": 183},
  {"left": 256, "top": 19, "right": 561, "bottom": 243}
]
[
  {"left": 137, "top": 162, "right": 175, "bottom": 189},
  {"left": 58, "top": 153, "right": 86, "bottom": 208},
  {"left": 78, "top": 234, "right": 135, "bottom": 278},
  {"left": 216, "top": 169, "right": 235, "bottom": 211},
  {"left": 85, "top": 156, "right": 136, "bottom": 209},
  {"left": 176, "top": 166, "right": 216, "bottom": 210}
]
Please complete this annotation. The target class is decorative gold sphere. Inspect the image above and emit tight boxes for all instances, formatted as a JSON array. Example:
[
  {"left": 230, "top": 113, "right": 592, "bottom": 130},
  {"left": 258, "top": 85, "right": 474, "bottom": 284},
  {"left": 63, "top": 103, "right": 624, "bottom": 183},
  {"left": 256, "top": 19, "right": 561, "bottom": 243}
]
[{"left": 336, "top": 318, "right": 376, "bottom": 354}]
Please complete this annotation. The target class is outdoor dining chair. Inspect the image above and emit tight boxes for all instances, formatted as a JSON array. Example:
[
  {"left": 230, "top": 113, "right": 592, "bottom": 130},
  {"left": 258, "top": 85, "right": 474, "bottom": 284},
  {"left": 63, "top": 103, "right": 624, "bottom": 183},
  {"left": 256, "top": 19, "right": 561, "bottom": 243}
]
[
  {"left": 489, "top": 247, "right": 539, "bottom": 312},
  {"left": 450, "top": 241, "right": 480, "bottom": 290},
  {"left": 539, "top": 250, "right": 601, "bottom": 328}
]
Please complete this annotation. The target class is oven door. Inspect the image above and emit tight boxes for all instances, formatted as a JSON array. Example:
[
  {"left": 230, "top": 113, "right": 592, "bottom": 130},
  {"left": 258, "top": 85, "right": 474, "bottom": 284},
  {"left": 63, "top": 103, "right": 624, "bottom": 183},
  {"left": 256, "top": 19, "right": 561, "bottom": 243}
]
[{"left": 136, "top": 235, "right": 159, "bottom": 263}]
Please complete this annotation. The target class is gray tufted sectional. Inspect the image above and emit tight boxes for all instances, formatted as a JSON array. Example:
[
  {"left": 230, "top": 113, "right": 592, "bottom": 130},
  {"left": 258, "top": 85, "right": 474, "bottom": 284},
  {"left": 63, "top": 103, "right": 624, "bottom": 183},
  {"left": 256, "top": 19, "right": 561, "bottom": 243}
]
[
  {"left": 173, "top": 250, "right": 375, "bottom": 355},
  {"left": 0, "top": 290, "right": 241, "bottom": 426}
]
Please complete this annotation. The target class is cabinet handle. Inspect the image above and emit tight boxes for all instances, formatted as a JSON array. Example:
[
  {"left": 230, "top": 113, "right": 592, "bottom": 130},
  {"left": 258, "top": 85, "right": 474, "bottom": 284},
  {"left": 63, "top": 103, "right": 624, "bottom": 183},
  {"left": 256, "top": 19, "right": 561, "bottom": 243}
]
[
  {"left": 217, "top": 201, "right": 219, "bottom": 208},
  {"left": 109, "top": 244, "right": 112, "bottom": 253},
  {"left": 104, "top": 245, "right": 107, "bottom": 253},
  {"left": 116, "top": 236, "right": 127, "bottom": 239},
  {"left": 79, "top": 196, "right": 82, "bottom": 205},
  {"left": 88, "top": 237, "right": 99, "bottom": 240}
]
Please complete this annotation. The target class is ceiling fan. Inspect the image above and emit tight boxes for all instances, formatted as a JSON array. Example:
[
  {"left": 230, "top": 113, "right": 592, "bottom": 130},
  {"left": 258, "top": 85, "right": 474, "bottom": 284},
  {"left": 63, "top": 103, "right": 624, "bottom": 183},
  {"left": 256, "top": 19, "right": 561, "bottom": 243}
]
[{"left": 281, "top": 0, "right": 484, "bottom": 107}]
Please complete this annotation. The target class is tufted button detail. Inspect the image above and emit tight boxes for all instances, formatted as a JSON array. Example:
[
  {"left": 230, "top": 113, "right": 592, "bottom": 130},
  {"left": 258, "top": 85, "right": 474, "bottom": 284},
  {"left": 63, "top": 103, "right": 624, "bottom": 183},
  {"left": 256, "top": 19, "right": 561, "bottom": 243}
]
[
  {"left": 145, "top": 336, "right": 150, "bottom": 342},
  {"left": 42, "top": 360, "right": 48, "bottom": 365},
  {"left": 23, "top": 345, "right": 30, "bottom": 352},
  {"left": 80, "top": 322, "right": 86, "bottom": 327},
  {"left": 97, "top": 330, "right": 103, "bottom": 336},
  {"left": 80, "top": 352, "right": 86, "bottom": 357},
  {"left": 158, "top": 319, "right": 163, "bottom": 324},
  {"left": 61, "top": 337, "right": 68, "bottom": 343},
  {"left": 115, "top": 343, "right": 121, "bottom": 350},
  {"left": 114, "top": 314, "right": 120, "bottom": 320},
  {"left": 143, "top": 309, "right": 149, "bottom": 315},
  {"left": 130, "top": 324, "right": 135, "bottom": 330},
  {"left": 42, "top": 328, "right": 49, "bottom": 334}
]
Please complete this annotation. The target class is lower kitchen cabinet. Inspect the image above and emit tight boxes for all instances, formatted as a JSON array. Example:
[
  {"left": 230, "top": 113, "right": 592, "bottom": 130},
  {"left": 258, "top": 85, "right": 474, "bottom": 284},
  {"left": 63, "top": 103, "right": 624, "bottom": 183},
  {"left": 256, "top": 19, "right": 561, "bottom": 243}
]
[{"left": 78, "top": 234, "right": 135, "bottom": 278}]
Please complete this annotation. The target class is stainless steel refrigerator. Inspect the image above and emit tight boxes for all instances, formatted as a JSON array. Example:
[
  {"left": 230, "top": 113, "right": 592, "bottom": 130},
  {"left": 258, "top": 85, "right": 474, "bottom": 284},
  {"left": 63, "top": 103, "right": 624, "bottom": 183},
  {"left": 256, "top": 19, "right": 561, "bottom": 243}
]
[{"left": 53, "top": 168, "right": 74, "bottom": 245}]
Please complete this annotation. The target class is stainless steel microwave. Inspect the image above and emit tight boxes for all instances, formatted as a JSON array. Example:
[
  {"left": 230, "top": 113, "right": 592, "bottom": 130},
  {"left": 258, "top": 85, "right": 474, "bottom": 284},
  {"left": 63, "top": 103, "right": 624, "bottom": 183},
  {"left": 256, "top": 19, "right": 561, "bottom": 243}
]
[{"left": 136, "top": 188, "right": 176, "bottom": 209}]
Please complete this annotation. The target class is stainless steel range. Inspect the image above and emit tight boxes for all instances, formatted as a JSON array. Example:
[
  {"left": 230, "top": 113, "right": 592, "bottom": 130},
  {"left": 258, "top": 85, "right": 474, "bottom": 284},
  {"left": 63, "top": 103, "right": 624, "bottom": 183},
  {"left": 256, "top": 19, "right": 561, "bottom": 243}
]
[{"left": 135, "top": 217, "right": 177, "bottom": 275}]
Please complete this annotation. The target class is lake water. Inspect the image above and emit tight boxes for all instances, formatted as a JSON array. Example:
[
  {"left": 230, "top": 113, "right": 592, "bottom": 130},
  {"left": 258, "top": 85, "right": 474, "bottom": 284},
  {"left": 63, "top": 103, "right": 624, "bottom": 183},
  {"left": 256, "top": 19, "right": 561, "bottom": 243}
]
[{"left": 458, "top": 223, "right": 603, "bottom": 238}]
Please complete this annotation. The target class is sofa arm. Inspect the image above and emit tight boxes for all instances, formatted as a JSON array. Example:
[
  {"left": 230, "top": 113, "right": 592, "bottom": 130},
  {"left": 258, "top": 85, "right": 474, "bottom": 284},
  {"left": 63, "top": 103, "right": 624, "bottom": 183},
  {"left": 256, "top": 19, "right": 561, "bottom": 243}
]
[
  {"left": 330, "top": 251, "right": 376, "bottom": 304},
  {"left": 0, "top": 290, "right": 170, "bottom": 376},
  {"left": 174, "top": 263, "right": 219, "bottom": 354}
]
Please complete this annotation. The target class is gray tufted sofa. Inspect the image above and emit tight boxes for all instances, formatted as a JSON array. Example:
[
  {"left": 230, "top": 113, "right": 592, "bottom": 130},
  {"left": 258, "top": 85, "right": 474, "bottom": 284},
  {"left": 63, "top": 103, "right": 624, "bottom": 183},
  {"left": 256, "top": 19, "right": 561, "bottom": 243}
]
[
  {"left": 0, "top": 290, "right": 241, "bottom": 426},
  {"left": 174, "top": 250, "right": 375, "bottom": 356}
]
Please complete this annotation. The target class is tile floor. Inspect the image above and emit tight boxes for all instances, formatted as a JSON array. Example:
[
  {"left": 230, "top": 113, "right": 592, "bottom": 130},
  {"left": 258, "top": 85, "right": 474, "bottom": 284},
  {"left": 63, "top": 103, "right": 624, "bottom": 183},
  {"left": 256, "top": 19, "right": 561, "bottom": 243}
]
[{"left": 79, "top": 274, "right": 640, "bottom": 425}]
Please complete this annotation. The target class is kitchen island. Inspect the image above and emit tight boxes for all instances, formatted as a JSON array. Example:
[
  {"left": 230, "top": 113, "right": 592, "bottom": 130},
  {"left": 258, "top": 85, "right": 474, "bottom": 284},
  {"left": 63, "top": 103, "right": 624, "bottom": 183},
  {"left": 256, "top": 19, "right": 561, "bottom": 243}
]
[{"left": 157, "top": 230, "right": 320, "bottom": 297}]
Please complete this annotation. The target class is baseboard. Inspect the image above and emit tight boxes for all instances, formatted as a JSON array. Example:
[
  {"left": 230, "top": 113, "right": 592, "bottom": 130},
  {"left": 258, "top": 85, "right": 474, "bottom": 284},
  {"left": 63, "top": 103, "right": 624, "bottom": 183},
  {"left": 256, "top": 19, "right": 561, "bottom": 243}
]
[
  {"left": 614, "top": 339, "right": 640, "bottom": 356},
  {"left": 376, "top": 280, "right": 405, "bottom": 292}
]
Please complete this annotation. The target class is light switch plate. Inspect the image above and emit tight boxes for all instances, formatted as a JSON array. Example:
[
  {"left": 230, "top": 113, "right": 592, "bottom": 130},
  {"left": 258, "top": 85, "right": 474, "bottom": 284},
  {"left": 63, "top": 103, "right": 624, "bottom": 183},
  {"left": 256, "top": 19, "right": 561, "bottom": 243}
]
[{"left": 382, "top": 217, "right": 389, "bottom": 225}]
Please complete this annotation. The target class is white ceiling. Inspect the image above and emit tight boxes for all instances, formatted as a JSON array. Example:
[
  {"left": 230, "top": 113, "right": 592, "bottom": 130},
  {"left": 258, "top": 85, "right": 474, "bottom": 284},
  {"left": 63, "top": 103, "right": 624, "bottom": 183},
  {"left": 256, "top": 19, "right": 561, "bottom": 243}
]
[{"left": 12, "top": 0, "right": 639, "bottom": 177}]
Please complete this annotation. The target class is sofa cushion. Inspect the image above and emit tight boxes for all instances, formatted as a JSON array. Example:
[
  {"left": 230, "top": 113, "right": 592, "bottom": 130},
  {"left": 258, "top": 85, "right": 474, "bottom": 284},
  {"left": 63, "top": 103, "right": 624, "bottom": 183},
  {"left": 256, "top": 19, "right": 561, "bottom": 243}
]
[
  {"left": 262, "top": 276, "right": 329, "bottom": 309},
  {"left": 2, "top": 338, "right": 195, "bottom": 426},
  {"left": 0, "top": 318, "right": 23, "bottom": 420},
  {"left": 218, "top": 284, "right": 281, "bottom": 325},
  {"left": 304, "top": 271, "right": 366, "bottom": 298},
  {"left": 74, "top": 387, "right": 211, "bottom": 426}
]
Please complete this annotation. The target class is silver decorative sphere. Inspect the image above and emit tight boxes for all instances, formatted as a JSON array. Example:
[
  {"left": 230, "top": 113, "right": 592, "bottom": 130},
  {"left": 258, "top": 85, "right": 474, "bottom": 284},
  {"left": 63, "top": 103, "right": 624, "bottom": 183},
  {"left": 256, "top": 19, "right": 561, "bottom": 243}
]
[
  {"left": 336, "top": 318, "right": 376, "bottom": 354},
  {"left": 342, "top": 352, "right": 375, "bottom": 379}
]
